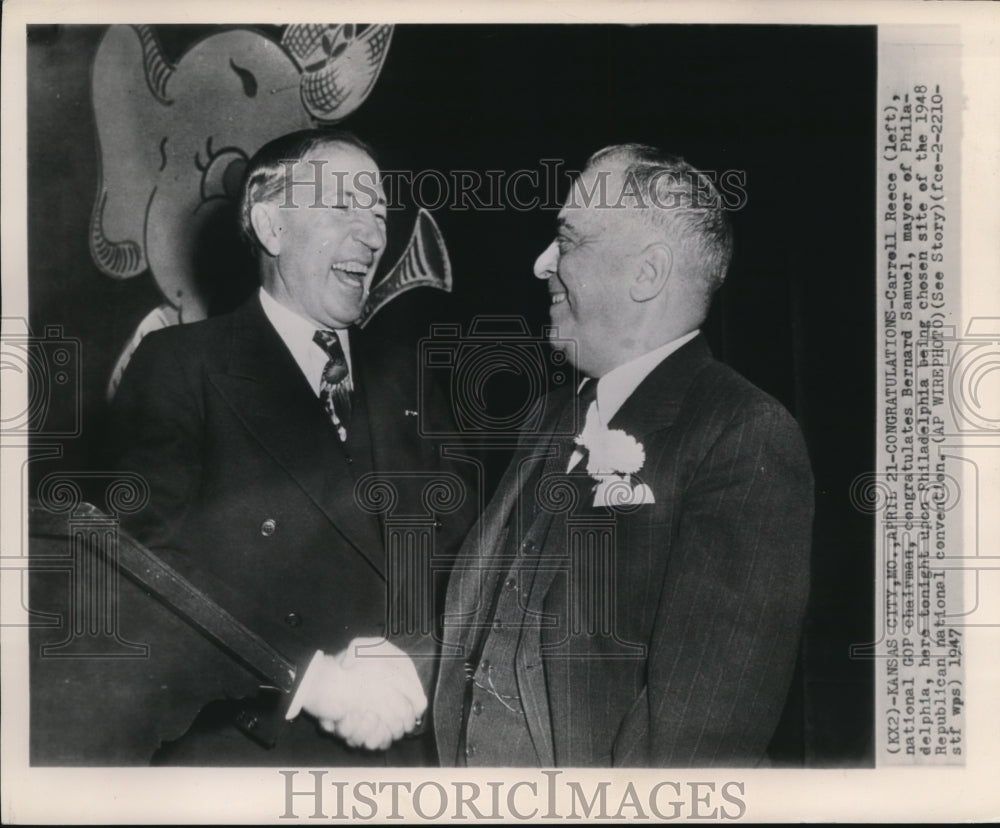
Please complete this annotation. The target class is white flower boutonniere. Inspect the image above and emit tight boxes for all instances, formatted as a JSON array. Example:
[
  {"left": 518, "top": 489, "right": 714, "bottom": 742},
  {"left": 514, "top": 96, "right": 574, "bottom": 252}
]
[{"left": 574, "top": 407, "right": 655, "bottom": 507}]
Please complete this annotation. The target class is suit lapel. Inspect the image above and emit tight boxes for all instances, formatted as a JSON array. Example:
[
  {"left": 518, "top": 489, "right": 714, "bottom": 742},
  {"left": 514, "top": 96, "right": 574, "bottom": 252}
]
[
  {"left": 344, "top": 331, "right": 381, "bottom": 484},
  {"left": 442, "top": 389, "right": 570, "bottom": 659},
  {"left": 508, "top": 392, "right": 578, "bottom": 767},
  {"left": 516, "top": 407, "right": 574, "bottom": 767},
  {"left": 521, "top": 382, "right": 588, "bottom": 602},
  {"left": 350, "top": 325, "right": 433, "bottom": 490},
  {"left": 351, "top": 326, "right": 448, "bottom": 623},
  {"left": 209, "top": 299, "right": 386, "bottom": 578},
  {"left": 444, "top": 445, "right": 552, "bottom": 659}
]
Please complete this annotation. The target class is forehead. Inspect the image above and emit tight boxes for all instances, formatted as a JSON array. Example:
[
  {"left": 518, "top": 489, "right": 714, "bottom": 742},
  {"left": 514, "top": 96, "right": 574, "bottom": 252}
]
[
  {"left": 558, "top": 162, "right": 629, "bottom": 229},
  {"left": 293, "top": 142, "right": 384, "bottom": 193}
]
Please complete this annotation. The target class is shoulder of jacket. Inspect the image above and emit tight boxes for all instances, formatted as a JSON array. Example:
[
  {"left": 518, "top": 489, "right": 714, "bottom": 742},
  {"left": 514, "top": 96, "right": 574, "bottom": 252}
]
[
  {"left": 687, "top": 358, "right": 798, "bottom": 429},
  {"left": 135, "top": 311, "right": 239, "bottom": 362}
]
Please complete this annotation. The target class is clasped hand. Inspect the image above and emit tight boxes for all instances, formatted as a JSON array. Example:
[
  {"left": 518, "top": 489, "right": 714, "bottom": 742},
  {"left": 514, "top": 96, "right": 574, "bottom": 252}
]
[{"left": 295, "top": 637, "right": 426, "bottom": 751}]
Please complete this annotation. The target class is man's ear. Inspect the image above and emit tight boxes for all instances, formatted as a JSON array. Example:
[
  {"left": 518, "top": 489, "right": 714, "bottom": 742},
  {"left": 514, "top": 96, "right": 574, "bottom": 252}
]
[
  {"left": 630, "top": 242, "right": 672, "bottom": 302},
  {"left": 250, "top": 201, "right": 282, "bottom": 257}
]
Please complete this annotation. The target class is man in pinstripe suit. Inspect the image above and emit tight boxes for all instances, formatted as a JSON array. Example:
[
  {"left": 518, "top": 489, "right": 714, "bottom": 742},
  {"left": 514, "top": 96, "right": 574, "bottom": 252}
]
[{"left": 433, "top": 144, "right": 814, "bottom": 767}]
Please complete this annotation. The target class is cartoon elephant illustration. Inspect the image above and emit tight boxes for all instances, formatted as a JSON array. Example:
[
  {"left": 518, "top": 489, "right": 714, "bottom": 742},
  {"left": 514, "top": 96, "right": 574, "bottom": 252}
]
[{"left": 91, "top": 24, "right": 451, "bottom": 398}]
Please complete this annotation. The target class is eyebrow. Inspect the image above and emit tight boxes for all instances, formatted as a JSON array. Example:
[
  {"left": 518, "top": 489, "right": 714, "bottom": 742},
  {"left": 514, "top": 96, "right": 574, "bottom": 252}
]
[{"left": 556, "top": 217, "right": 581, "bottom": 237}]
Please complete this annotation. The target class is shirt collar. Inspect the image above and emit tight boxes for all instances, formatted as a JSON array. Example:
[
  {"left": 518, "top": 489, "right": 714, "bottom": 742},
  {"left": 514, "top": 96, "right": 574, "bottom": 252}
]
[
  {"left": 590, "top": 329, "right": 700, "bottom": 426},
  {"left": 258, "top": 287, "right": 352, "bottom": 393}
]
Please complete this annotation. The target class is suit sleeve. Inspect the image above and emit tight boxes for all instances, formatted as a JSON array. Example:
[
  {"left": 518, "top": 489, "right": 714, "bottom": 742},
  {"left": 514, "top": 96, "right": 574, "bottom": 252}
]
[{"left": 613, "top": 403, "right": 814, "bottom": 767}]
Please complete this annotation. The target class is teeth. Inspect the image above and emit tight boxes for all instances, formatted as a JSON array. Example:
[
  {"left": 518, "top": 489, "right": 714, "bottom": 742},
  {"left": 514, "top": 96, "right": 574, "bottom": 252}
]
[
  {"left": 331, "top": 262, "right": 369, "bottom": 275},
  {"left": 551, "top": 292, "right": 567, "bottom": 305}
]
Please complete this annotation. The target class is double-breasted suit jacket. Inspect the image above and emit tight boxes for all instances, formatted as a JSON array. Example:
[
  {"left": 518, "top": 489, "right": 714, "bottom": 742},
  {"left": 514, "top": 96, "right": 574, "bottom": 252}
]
[
  {"left": 110, "top": 295, "right": 476, "bottom": 765},
  {"left": 434, "top": 335, "right": 814, "bottom": 767}
]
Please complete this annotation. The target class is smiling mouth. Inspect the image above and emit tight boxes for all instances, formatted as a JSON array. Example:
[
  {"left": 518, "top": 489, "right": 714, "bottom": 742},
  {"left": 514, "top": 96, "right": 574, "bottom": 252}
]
[
  {"left": 550, "top": 291, "right": 567, "bottom": 305},
  {"left": 330, "top": 261, "right": 370, "bottom": 289}
]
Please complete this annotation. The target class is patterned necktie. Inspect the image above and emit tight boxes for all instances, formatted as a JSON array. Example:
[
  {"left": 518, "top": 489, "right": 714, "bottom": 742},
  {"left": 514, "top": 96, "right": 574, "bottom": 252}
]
[{"left": 313, "top": 329, "right": 352, "bottom": 442}]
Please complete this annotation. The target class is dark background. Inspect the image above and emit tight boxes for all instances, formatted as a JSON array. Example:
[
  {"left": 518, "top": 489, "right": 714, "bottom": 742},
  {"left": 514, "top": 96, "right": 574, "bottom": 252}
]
[{"left": 27, "top": 24, "right": 876, "bottom": 766}]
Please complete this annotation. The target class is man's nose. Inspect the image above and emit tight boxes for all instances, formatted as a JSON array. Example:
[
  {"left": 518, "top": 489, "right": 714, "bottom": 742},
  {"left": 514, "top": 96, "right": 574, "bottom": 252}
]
[
  {"left": 355, "top": 212, "right": 386, "bottom": 250},
  {"left": 534, "top": 240, "right": 558, "bottom": 280}
]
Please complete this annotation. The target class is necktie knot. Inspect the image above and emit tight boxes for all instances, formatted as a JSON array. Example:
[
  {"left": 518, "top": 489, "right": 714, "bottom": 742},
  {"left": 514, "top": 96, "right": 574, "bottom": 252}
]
[{"left": 313, "top": 329, "right": 349, "bottom": 385}]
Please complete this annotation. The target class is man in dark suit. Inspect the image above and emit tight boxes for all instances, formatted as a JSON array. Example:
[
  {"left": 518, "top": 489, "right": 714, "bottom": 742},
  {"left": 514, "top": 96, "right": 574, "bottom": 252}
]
[
  {"left": 434, "top": 144, "right": 814, "bottom": 767},
  {"left": 111, "top": 129, "right": 474, "bottom": 765}
]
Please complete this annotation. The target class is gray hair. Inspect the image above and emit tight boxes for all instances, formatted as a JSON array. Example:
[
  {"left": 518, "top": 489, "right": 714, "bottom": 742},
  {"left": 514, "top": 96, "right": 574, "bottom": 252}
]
[{"left": 586, "top": 143, "right": 733, "bottom": 299}]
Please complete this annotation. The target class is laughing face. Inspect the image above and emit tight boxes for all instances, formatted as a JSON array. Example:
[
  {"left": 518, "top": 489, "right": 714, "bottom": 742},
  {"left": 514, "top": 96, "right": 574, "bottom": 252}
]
[
  {"left": 258, "top": 142, "right": 387, "bottom": 329},
  {"left": 534, "top": 163, "right": 646, "bottom": 377}
]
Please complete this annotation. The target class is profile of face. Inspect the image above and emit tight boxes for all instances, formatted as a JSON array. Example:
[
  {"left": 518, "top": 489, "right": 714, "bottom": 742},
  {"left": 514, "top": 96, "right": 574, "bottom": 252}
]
[
  {"left": 534, "top": 163, "right": 649, "bottom": 377},
  {"left": 253, "top": 142, "right": 388, "bottom": 329}
]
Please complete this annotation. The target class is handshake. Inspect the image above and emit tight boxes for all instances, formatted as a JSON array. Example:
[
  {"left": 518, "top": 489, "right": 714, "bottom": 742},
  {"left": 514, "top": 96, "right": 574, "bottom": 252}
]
[{"left": 287, "top": 637, "right": 427, "bottom": 751}]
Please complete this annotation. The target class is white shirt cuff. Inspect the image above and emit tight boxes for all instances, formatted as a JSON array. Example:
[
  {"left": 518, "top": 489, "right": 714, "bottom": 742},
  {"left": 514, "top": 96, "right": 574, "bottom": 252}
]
[{"left": 285, "top": 649, "right": 325, "bottom": 721}]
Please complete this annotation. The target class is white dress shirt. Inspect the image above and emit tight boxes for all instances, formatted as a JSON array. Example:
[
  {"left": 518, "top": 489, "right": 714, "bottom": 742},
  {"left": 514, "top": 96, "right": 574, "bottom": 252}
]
[
  {"left": 258, "top": 286, "right": 354, "bottom": 396},
  {"left": 567, "top": 329, "right": 699, "bottom": 471}
]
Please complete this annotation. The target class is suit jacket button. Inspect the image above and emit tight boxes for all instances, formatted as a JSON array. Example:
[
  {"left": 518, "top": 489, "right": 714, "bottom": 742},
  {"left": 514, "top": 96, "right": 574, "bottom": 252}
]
[
  {"left": 520, "top": 539, "right": 535, "bottom": 554},
  {"left": 284, "top": 612, "right": 302, "bottom": 628},
  {"left": 472, "top": 700, "right": 483, "bottom": 715},
  {"left": 260, "top": 518, "right": 277, "bottom": 536}
]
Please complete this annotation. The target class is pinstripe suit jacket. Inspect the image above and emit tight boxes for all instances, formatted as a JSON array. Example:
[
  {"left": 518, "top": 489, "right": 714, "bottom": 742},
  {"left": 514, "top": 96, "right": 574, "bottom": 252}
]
[{"left": 434, "top": 335, "right": 813, "bottom": 767}]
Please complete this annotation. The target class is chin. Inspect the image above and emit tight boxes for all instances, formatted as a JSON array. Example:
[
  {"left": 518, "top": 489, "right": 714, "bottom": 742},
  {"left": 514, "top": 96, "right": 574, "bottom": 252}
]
[{"left": 326, "top": 302, "right": 363, "bottom": 328}]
